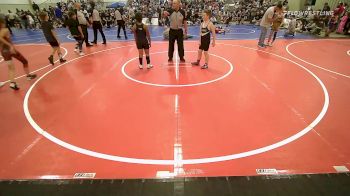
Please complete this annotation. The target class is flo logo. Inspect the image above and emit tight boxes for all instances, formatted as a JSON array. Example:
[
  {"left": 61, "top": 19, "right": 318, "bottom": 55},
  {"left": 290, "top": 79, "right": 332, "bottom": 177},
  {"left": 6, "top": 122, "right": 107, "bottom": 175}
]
[{"left": 73, "top": 173, "right": 96, "bottom": 179}]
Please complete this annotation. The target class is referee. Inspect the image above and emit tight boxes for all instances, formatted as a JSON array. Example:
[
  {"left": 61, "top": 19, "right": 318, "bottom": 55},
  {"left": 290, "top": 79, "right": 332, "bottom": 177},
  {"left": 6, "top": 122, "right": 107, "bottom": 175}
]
[
  {"left": 90, "top": 2, "right": 106, "bottom": 44},
  {"left": 75, "top": 3, "right": 92, "bottom": 47},
  {"left": 164, "top": 0, "right": 187, "bottom": 62}
]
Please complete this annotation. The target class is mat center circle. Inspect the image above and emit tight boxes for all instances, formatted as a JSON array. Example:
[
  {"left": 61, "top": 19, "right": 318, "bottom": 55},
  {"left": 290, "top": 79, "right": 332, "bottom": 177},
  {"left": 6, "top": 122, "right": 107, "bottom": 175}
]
[{"left": 121, "top": 51, "right": 234, "bottom": 87}]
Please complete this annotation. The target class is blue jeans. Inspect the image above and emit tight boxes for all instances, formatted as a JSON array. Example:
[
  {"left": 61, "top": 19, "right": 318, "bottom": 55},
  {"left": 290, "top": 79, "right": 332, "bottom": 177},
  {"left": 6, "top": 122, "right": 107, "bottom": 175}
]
[{"left": 258, "top": 26, "right": 268, "bottom": 45}]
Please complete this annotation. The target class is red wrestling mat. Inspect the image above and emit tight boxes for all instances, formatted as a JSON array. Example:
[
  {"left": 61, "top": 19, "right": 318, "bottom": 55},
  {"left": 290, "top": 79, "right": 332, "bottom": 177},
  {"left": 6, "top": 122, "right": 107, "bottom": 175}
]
[{"left": 0, "top": 39, "right": 349, "bottom": 179}]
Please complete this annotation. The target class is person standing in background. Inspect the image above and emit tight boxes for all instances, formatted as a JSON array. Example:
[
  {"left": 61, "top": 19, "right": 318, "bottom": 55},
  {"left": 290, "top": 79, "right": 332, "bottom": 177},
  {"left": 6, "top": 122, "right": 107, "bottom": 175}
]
[
  {"left": 164, "top": 0, "right": 187, "bottom": 62},
  {"left": 115, "top": 8, "right": 128, "bottom": 39},
  {"left": 75, "top": 3, "right": 93, "bottom": 47},
  {"left": 257, "top": 1, "right": 283, "bottom": 48},
  {"left": 90, "top": 2, "right": 106, "bottom": 44}
]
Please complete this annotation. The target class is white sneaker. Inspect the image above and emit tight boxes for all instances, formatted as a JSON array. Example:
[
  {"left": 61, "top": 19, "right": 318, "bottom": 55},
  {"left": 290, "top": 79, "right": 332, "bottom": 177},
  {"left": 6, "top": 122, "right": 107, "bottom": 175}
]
[
  {"left": 0, "top": 82, "right": 5, "bottom": 88},
  {"left": 79, "top": 52, "right": 85, "bottom": 56},
  {"left": 147, "top": 64, "right": 153, "bottom": 69},
  {"left": 139, "top": 64, "right": 143, "bottom": 69},
  {"left": 74, "top": 49, "right": 79, "bottom": 53},
  {"left": 267, "top": 42, "right": 273, "bottom": 47}
]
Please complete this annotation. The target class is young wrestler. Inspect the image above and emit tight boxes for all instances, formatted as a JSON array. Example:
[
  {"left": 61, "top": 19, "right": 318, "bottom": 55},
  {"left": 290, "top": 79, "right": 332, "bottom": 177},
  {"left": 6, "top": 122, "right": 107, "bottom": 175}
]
[
  {"left": 132, "top": 12, "right": 152, "bottom": 69},
  {"left": 191, "top": 10, "right": 216, "bottom": 69},
  {"left": 0, "top": 18, "right": 36, "bottom": 90},
  {"left": 267, "top": 9, "right": 284, "bottom": 46},
  {"left": 39, "top": 11, "right": 66, "bottom": 65},
  {"left": 65, "top": 11, "right": 85, "bottom": 56}
]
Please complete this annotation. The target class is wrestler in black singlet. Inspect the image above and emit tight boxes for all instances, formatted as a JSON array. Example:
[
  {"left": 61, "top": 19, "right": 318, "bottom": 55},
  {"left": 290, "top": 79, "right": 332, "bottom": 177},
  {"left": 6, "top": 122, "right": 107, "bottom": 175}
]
[{"left": 135, "top": 23, "right": 149, "bottom": 50}]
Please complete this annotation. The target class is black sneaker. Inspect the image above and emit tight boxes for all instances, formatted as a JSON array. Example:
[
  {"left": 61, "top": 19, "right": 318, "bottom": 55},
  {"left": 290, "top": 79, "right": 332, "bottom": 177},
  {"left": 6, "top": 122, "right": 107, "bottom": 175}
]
[
  {"left": 201, "top": 64, "right": 208, "bottom": 69},
  {"left": 125, "top": 36, "right": 128, "bottom": 40},
  {"left": 26, "top": 74, "right": 37, "bottom": 80},
  {"left": 60, "top": 59, "right": 67, "bottom": 63},
  {"left": 102, "top": 42, "right": 107, "bottom": 44},
  {"left": 48, "top": 55, "right": 54, "bottom": 65},
  {"left": 258, "top": 43, "right": 266, "bottom": 48},
  {"left": 9, "top": 82, "right": 19, "bottom": 90},
  {"left": 168, "top": 58, "right": 173, "bottom": 62},
  {"left": 92, "top": 41, "right": 97, "bottom": 44},
  {"left": 180, "top": 58, "right": 186, "bottom": 63},
  {"left": 117, "top": 36, "right": 121, "bottom": 39},
  {"left": 191, "top": 61, "right": 200, "bottom": 66},
  {"left": 86, "top": 44, "right": 93, "bottom": 47}
]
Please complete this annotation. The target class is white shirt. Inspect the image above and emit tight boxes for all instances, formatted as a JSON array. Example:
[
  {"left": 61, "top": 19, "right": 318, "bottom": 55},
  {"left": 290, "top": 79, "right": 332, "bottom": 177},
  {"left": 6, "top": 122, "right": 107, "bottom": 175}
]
[
  {"left": 288, "top": 19, "right": 296, "bottom": 32},
  {"left": 8, "top": 13, "right": 16, "bottom": 20},
  {"left": 115, "top": 10, "right": 122, "bottom": 20},
  {"left": 260, "top": 6, "right": 275, "bottom": 27},
  {"left": 27, "top": 15, "right": 34, "bottom": 24},
  {"left": 77, "top": 10, "right": 88, "bottom": 25},
  {"left": 92, "top": 9, "right": 101, "bottom": 21}
]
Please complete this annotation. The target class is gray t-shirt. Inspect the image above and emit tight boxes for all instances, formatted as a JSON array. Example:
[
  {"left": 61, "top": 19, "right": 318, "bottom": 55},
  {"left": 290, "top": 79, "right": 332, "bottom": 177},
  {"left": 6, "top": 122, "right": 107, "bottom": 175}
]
[
  {"left": 260, "top": 6, "right": 275, "bottom": 27},
  {"left": 167, "top": 8, "right": 186, "bottom": 30}
]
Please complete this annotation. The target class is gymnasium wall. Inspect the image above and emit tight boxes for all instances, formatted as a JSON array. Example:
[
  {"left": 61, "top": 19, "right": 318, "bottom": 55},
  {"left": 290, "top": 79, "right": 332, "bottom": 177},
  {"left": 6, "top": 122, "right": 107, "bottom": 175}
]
[{"left": 287, "top": 0, "right": 307, "bottom": 11}]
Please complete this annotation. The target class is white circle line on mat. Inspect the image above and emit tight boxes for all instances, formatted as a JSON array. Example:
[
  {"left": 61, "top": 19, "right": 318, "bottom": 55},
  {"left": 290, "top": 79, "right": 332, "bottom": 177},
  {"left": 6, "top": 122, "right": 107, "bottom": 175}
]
[
  {"left": 23, "top": 43, "right": 329, "bottom": 165},
  {"left": 121, "top": 51, "right": 233, "bottom": 87},
  {"left": 286, "top": 39, "right": 350, "bottom": 79}
]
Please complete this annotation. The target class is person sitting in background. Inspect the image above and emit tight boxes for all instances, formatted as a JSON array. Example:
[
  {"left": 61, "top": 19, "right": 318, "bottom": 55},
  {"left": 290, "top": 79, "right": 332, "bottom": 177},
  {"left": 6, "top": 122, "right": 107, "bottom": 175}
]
[
  {"left": 215, "top": 25, "right": 226, "bottom": 34},
  {"left": 325, "top": 13, "right": 339, "bottom": 37},
  {"left": 284, "top": 15, "right": 296, "bottom": 37},
  {"left": 344, "top": 12, "right": 350, "bottom": 35},
  {"left": 337, "top": 12, "right": 349, "bottom": 34}
]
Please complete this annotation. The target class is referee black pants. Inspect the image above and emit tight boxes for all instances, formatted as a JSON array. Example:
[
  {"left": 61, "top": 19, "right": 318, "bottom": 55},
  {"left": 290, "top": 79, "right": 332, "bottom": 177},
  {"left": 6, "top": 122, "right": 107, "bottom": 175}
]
[
  {"left": 80, "top": 25, "right": 90, "bottom": 46},
  {"left": 92, "top": 21, "right": 106, "bottom": 43},
  {"left": 117, "top": 20, "right": 127, "bottom": 38},
  {"left": 168, "top": 29, "right": 184, "bottom": 59}
]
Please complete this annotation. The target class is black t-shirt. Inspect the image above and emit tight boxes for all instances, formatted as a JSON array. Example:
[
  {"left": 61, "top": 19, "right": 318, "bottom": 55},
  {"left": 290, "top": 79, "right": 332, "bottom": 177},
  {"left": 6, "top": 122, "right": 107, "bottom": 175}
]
[
  {"left": 41, "top": 21, "right": 56, "bottom": 42},
  {"left": 33, "top": 4, "right": 39, "bottom": 11},
  {"left": 65, "top": 18, "right": 80, "bottom": 36}
]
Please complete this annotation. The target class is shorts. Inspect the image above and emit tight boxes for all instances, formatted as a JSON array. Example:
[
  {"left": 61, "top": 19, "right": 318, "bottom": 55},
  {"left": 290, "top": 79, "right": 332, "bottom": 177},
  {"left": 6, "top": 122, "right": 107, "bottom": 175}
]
[
  {"left": 136, "top": 40, "right": 150, "bottom": 50},
  {"left": 49, "top": 40, "right": 59, "bottom": 47},
  {"left": 1, "top": 48, "right": 28, "bottom": 65},
  {"left": 199, "top": 34, "right": 210, "bottom": 51}
]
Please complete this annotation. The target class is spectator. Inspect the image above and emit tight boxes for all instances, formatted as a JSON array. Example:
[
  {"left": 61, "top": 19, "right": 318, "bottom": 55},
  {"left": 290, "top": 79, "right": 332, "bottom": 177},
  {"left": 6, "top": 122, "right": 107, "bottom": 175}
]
[
  {"left": 32, "top": 1, "right": 40, "bottom": 12},
  {"left": 257, "top": 1, "right": 283, "bottom": 48},
  {"left": 75, "top": 3, "right": 93, "bottom": 47},
  {"left": 115, "top": 8, "right": 128, "bottom": 39},
  {"left": 90, "top": 2, "right": 106, "bottom": 44}
]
